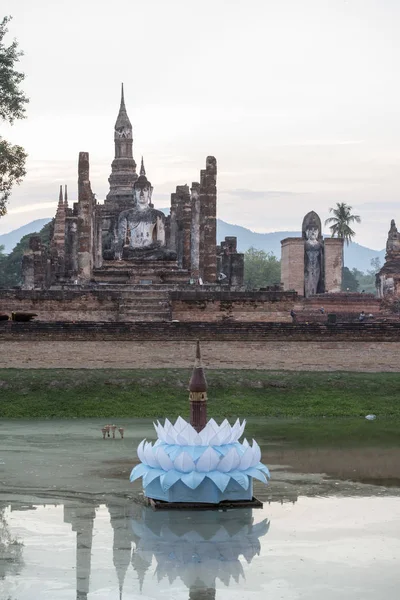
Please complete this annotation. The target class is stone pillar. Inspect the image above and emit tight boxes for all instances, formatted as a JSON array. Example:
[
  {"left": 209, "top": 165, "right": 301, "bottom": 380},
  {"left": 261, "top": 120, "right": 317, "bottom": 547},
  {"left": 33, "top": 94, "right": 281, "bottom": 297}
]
[
  {"left": 230, "top": 252, "right": 244, "bottom": 287},
  {"left": 324, "top": 238, "right": 343, "bottom": 293},
  {"left": 177, "top": 184, "right": 191, "bottom": 271},
  {"left": 77, "top": 152, "right": 94, "bottom": 282},
  {"left": 190, "top": 182, "right": 201, "bottom": 279},
  {"left": 93, "top": 208, "right": 103, "bottom": 269},
  {"left": 169, "top": 192, "right": 178, "bottom": 254},
  {"left": 199, "top": 157, "right": 217, "bottom": 283},
  {"left": 22, "top": 236, "right": 47, "bottom": 290},
  {"left": 281, "top": 238, "right": 305, "bottom": 295}
]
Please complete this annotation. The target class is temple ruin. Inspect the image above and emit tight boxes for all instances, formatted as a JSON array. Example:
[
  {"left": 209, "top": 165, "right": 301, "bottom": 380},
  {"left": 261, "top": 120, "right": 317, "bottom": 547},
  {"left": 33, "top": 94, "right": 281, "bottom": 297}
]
[
  {"left": 376, "top": 219, "right": 400, "bottom": 298},
  {"left": 22, "top": 85, "right": 243, "bottom": 290}
]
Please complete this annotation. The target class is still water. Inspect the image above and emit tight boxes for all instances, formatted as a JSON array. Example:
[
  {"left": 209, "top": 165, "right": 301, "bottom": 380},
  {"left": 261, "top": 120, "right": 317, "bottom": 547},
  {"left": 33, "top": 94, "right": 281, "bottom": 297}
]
[{"left": 0, "top": 419, "right": 399, "bottom": 599}]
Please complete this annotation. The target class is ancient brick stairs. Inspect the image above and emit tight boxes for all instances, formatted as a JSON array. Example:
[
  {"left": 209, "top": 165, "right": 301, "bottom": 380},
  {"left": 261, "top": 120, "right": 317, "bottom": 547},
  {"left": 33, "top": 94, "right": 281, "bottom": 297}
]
[{"left": 117, "top": 290, "right": 171, "bottom": 322}]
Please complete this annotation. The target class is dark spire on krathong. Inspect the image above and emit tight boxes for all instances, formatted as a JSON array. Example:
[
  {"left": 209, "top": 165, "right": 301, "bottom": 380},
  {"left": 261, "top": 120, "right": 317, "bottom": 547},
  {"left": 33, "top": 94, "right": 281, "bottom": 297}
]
[
  {"left": 189, "top": 341, "right": 208, "bottom": 393},
  {"left": 189, "top": 341, "right": 208, "bottom": 432}
]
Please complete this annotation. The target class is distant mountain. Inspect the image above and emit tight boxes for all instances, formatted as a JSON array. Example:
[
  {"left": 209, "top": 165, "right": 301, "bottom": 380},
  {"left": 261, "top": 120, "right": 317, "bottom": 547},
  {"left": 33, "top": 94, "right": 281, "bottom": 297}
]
[
  {"left": 0, "top": 218, "right": 51, "bottom": 254},
  {"left": 0, "top": 216, "right": 385, "bottom": 273}
]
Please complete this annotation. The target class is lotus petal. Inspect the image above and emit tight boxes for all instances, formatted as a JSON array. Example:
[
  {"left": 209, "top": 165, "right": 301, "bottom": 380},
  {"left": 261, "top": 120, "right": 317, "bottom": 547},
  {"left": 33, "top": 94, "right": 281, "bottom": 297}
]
[
  {"left": 129, "top": 463, "right": 148, "bottom": 482},
  {"left": 174, "top": 416, "right": 188, "bottom": 432},
  {"left": 155, "top": 447, "right": 174, "bottom": 471},
  {"left": 250, "top": 440, "right": 262, "bottom": 466},
  {"left": 242, "top": 438, "right": 250, "bottom": 449},
  {"left": 257, "top": 464, "right": 271, "bottom": 478},
  {"left": 237, "top": 419, "right": 246, "bottom": 440},
  {"left": 207, "top": 431, "right": 221, "bottom": 446},
  {"left": 208, "top": 418, "right": 219, "bottom": 433},
  {"left": 160, "top": 470, "right": 182, "bottom": 491},
  {"left": 217, "top": 447, "right": 240, "bottom": 472},
  {"left": 230, "top": 471, "right": 250, "bottom": 490},
  {"left": 181, "top": 471, "right": 206, "bottom": 489},
  {"left": 174, "top": 451, "right": 196, "bottom": 473},
  {"left": 239, "top": 446, "right": 253, "bottom": 470},
  {"left": 143, "top": 442, "right": 159, "bottom": 468},
  {"left": 207, "top": 471, "right": 230, "bottom": 492},
  {"left": 244, "top": 467, "right": 268, "bottom": 484},
  {"left": 137, "top": 439, "right": 146, "bottom": 462},
  {"left": 228, "top": 418, "right": 240, "bottom": 443},
  {"left": 143, "top": 468, "right": 164, "bottom": 487},
  {"left": 210, "top": 422, "right": 231, "bottom": 446},
  {"left": 195, "top": 447, "right": 220, "bottom": 472}
]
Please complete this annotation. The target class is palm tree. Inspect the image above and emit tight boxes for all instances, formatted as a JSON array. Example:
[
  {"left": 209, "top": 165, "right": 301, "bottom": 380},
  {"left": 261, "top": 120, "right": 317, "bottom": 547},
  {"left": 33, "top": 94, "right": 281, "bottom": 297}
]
[{"left": 324, "top": 202, "right": 361, "bottom": 245}]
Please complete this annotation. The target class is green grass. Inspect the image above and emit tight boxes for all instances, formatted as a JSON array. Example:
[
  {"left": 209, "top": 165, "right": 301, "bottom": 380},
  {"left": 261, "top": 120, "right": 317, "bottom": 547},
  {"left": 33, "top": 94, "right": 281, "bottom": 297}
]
[{"left": 0, "top": 369, "right": 400, "bottom": 422}]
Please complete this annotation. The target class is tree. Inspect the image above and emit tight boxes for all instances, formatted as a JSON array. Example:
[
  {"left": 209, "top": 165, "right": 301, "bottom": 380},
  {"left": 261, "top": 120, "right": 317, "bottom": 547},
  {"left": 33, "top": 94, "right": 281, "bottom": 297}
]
[
  {"left": 341, "top": 266, "right": 359, "bottom": 292},
  {"left": 244, "top": 247, "right": 281, "bottom": 289},
  {"left": 324, "top": 202, "right": 361, "bottom": 245},
  {"left": 0, "top": 16, "right": 29, "bottom": 216},
  {"left": 0, "top": 221, "right": 52, "bottom": 288}
]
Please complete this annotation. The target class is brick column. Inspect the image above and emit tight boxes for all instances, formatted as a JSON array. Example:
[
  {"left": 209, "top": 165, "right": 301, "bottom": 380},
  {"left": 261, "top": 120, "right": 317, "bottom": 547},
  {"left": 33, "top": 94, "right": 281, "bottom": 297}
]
[
  {"left": 77, "top": 152, "right": 94, "bottom": 282},
  {"left": 281, "top": 238, "right": 305, "bottom": 295},
  {"left": 324, "top": 238, "right": 344, "bottom": 292},
  {"left": 199, "top": 156, "right": 217, "bottom": 283}
]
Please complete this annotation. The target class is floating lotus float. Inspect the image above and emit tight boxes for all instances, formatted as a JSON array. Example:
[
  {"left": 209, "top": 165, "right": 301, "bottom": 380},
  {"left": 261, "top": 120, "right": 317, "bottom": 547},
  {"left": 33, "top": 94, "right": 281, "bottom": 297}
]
[{"left": 130, "top": 342, "right": 270, "bottom": 505}]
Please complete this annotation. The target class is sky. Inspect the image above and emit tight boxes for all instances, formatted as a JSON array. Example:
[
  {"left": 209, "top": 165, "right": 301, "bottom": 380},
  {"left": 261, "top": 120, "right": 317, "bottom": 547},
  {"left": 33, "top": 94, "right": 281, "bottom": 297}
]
[{"left": 1, "top": 0, "right": 400, "bottom": 249}]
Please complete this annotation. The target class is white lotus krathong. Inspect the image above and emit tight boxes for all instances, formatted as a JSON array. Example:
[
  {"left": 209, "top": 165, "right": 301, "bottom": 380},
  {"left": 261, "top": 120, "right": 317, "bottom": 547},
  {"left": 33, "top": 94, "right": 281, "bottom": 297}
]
[{"left": 130, "top": 417, "right": 270, "bottom": 493}]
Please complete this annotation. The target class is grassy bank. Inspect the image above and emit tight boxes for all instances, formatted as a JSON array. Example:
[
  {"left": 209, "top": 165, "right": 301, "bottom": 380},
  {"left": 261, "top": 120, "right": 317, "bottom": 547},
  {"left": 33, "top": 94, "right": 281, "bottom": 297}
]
[{"left": 0, "top": 369, "right": 400, "bottom": 421}]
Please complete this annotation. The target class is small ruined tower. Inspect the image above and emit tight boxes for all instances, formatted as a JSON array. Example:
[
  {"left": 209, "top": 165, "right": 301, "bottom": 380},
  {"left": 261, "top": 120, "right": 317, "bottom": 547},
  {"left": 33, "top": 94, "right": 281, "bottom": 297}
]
[
  {"left": 189, "top": 341, "right": 208, "bottom": 433},
  {"left": 52, "top": 185, "right": 66, "bottom": 255},
  {"left": 106, "top": 83, "right": 137, "bottom": 204}
]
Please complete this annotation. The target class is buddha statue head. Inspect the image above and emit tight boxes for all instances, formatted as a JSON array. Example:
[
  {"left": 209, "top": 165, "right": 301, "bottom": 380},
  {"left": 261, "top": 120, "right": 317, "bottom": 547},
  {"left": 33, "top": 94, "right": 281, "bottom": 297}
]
[
  {"left": 134, "top": 157, "right": 153, "bottom": 209},
  {"left": 302, "top": 211, "right": 322, "bottom": 243}
]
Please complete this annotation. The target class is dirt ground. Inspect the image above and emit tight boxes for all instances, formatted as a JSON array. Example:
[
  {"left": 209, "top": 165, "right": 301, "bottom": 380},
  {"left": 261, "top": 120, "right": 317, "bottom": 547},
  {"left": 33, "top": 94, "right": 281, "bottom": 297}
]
[{"left": 1, "top": 340, "right": 400, "bottom": 371}]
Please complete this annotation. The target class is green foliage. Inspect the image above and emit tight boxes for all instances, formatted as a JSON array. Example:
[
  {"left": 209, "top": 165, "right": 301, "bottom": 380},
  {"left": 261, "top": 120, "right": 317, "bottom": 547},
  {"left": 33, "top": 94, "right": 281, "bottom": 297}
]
[
  {"left": 341, "top": 266, "right": 359, "bottom": 292},
  {"left": 0, "top": 16, "right": 29, "bottom": 215},
  {"left": 1, "top": 369, "right": 400, "bottom": 423},
  {"left": 325, "top": 202, "right": 361, "bottom": 245},
  {"left": 244, "top": 246, "right": 281, "bottom": 289},
  {"left": 0, "top": 220, "right": 52, "bottom": 287},
  {"left": 341, "top": 258, "right": 381, "bottom": 294}
]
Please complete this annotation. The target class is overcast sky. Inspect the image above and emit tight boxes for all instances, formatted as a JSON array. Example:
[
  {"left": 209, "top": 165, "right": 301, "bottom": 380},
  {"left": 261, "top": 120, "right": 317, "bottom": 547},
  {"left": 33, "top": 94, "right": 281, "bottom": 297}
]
[{"left": 1, "top": 0, "right": 400, "bottom": 249}]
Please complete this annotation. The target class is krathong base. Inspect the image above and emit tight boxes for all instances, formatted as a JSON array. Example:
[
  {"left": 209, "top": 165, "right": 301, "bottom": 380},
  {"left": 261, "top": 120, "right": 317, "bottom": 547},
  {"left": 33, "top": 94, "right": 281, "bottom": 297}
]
[
  {"left": 144, "top": 477, "right": 253, "bottom": 504},
  {"left": 144, "top": 495, "right": 263, "bottom": 510}
]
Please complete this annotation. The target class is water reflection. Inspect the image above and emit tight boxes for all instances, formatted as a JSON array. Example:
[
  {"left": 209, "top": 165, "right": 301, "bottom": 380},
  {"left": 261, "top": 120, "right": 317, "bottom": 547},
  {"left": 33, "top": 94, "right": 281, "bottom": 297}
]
[
  {"left": 131, "top": 508, "right": 269, "bottom": 599},
  {"left": 0, "top": 499, "right": 270, "bottom": 599}
]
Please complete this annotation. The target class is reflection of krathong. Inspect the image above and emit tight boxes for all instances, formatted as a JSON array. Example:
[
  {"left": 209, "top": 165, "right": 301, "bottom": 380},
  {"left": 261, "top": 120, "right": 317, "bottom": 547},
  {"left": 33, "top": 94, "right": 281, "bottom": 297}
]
[
  {"left": 131, "top": 508, "right": 270, "bottom": 591},
  {"left": 130, "top": 342, "right": 270, "bottom": 505}
]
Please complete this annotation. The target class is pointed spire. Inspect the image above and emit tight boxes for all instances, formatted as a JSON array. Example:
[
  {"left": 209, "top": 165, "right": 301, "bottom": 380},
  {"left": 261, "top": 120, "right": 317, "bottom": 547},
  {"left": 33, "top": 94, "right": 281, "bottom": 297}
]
[
  {"left": 120, "top": 82, "right": 125, "bottom": 110},
  {"left": 140, "top": 156, "right": 146, "bottom": 176},
  {"left": 64, "top": 185, "right": 68, "bottom": 209},
  {"left": 58, "top": 185, "right": 63, "bottom": 206},
  {"left": 189, "top": 341, "right": 207, "bottom": 393},
  {"left": 115, "top": 82, "right": 132, "bottom": 130}
]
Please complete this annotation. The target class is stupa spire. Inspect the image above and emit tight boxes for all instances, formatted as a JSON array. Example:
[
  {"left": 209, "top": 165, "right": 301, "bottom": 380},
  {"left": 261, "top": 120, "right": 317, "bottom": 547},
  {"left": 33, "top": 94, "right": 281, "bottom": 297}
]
[
  {"left": 106, "top": 84, "right": 137, "bottom": 203},
  {"left": 189, "top": 341, "right": 208, "bottom": 432},
  {"left": 140, "top": 156, "right": 146, "bottom": 176},
  {"left": 58, "top": 184, "right": 63, "bottom": 206},
  {"left": 64, "top": 184, "right": 68, "bottom": 209}
]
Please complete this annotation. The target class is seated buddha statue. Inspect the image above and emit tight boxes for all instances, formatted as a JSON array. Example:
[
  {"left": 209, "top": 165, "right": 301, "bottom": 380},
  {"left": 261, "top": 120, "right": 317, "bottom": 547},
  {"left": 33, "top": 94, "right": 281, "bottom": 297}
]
[{"left": 115, "top": 159, "right": 176, "bottom": 260}]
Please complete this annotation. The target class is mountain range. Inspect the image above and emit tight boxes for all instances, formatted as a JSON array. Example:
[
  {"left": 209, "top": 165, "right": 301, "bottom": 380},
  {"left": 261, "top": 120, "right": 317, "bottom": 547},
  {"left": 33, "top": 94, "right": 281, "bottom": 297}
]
[{"left": 0, "top": 217, "right": 385, "bottom": 273}]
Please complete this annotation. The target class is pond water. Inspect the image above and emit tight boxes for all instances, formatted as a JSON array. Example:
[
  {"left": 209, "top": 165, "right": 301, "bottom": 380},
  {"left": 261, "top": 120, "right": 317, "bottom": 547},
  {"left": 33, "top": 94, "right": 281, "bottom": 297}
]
[{"left": 0, "top": 419, "right": 399, "bottom": 599}]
